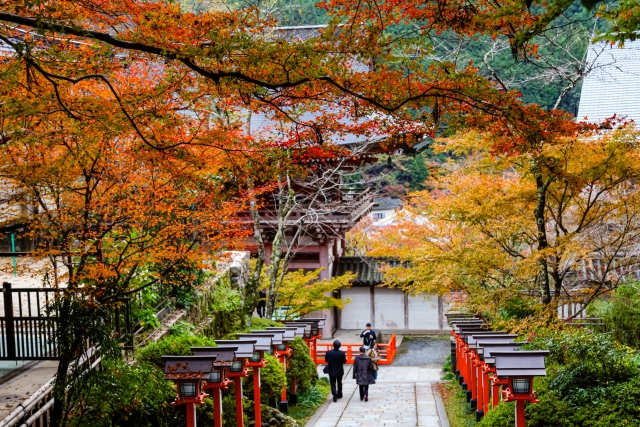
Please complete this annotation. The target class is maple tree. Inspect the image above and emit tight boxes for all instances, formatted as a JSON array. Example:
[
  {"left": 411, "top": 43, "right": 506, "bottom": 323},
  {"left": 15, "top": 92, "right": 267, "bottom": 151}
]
[
  {"left": 372, "top": 125, "right": 640, "bottom": 325},
  {"left": 1, "top": 0, "right": 639, "bottom": 423},
  {"left": 262, "top": 267, "right": 354, "bottom": 321},
  {"left": 0, "top": 53, "right": 251, "bottom": 424}
]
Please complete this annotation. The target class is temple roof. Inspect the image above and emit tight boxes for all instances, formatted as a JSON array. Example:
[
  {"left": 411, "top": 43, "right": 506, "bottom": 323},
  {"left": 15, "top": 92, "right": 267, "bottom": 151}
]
[
  {"left": 373, "top": 197, "right": 403, "bottom": 211},
  {"left": 577, "top": 40, "right": 640, "bottom": 123},
  {"left": 334, "top": 256, "right": 408, "bottom": 285}
]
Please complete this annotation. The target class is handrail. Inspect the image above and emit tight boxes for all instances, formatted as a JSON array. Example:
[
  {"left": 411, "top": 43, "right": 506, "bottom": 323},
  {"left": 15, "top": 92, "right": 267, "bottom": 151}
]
[
  {"left": 0, "top": 349, "right": 101, "bottom": 427},
  {"left": 313, "top": 333, "right": 397, "bottom": 365}
]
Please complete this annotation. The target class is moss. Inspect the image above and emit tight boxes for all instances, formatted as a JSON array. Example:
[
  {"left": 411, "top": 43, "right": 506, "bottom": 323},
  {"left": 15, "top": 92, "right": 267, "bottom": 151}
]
[
  {"left": 136, "top": 334, "right": 217, "bottom": 369},
  {"left": 436, "top": 382, "right": 476, "bottom": 427}
]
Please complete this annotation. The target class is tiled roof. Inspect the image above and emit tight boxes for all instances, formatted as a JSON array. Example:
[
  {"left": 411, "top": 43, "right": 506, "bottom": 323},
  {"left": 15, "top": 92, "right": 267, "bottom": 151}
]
[
  {"left": 334, "top": 256, "right": 407, "bottom": 285},
  {"left": 373, "top": 197, "right": 403, "bottom": 211},
  {"left": 577, "top": 40, "right": 640, "bottom": 123}
]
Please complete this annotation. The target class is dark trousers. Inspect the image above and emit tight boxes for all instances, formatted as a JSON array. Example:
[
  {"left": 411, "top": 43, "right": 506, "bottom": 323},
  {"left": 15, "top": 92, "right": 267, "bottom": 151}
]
[
  {"left": 257, "top": 301, "right": 266, "bottom": 318},
  {"left": 359, "top": 385, "right": 369, "bottom": 399},
  {"left": 329, "top": 375, "right": 343, "bottom": 398}
]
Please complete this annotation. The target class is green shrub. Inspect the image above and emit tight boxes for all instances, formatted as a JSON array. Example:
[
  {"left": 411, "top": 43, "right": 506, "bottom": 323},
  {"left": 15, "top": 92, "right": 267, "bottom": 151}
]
[
  {"left": 525, "top": 329, "right": 637, "bottom": 405},
  {"left": 244, "top": 353, "right": 287, "bottom": 400},
  {"left": 169, "top": 320, "right": 196, "bottom": 337},
  {"left": 67, "top": 360, "right": 182, "bottom": 427},
  {"left": 478, "top": 329, "right": 640, "bottom": 427},
  {"left": 498, "top": 295, "right": 537, "bottom": 320},
  {"left": 589, "top": 281, "right": 640, "bottom": 348},
  {"left": 297, "top": 384, "right": 326, "bottom": 408},
  {"left": 287, "top": 337, "right": 317, "bottom": 392},
  {"left": 136, "top": 334, "right": 217, "bottom": 369},
  {"left": 477, "top": 400, "right": 515, "bottom": 427}
]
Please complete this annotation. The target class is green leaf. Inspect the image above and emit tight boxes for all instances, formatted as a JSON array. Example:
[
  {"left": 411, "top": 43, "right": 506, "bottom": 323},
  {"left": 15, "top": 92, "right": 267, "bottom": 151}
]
[{"left": 580, "top": 0, "right": 601, "bottom": 11}]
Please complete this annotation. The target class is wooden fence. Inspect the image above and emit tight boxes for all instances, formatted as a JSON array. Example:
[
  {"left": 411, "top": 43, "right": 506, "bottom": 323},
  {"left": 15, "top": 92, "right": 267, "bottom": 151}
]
[{"left": 313, "top": 334, "right": 397, "bottom": 365}]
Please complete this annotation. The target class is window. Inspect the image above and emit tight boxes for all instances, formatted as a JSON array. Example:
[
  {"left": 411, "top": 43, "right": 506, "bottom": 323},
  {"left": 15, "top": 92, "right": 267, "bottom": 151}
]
[{"left": 372, "top": 212, "right": 386, "bottom": 219}]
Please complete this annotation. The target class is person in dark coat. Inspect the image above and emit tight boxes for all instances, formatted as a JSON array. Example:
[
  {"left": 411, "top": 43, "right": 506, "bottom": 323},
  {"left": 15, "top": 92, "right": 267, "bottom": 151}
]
[
  {"left": 360, "top": 323, "right": 377, "bottom": 349},
  {"left": 353, "top": 346, "right": 375, "bottom": 402},
  {"left": 325, "top": 340, "right": 347, "bottom": 402},
  {"left": 257, "top": 290, "right": 266, "bottom": 318}
]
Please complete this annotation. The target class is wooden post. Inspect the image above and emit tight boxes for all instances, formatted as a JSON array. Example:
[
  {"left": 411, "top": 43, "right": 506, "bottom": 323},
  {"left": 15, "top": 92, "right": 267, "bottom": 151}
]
[
  {"left": 212, "top": 388, "right": 223, "bottom": 427},
  {"left": 492, "top": 382, "right": 501, "bottom": 408},
  {"left": 253, "top": 368, "right": 262, "bottom": 427},
  {"left": 3, "top": 282, "right": 16, "bottom": 359},
  {"left": 185, "top": 402, "right": 197, "bottom": 427},
  {"left": 515, "top": 399, "right": 526, "bottom": 427},
  {"left": 234, "top": 376, "right": 244, "bottom": 427},
  {"left": 278, "top": 355, "right": 288, "bottom": 413},
  {"left": 483, "top": 371, "right": 491, "bottom": 414},
  {"left": 475, "top": 364, "right": 485, "bottom": 421}
]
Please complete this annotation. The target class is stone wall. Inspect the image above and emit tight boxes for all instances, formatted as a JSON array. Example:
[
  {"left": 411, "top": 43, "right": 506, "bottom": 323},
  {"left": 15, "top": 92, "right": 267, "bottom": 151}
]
[{"left": 137, "top": 251, "right": 250, "bottom": 346}]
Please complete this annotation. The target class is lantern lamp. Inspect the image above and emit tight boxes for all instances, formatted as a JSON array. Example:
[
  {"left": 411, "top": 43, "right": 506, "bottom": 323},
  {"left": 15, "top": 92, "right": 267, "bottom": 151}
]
[
  {"left": 231, "top": 360, "right": 243, "bottom": 373},
  {"left": 250, "top": 351, "right": 262, "bottom": 362},
  {"left": 277, "top": 343, "right": 287, "bottom": 351},
  {"left": 162, "top": 355, "right": 213, "bottom": 427},
  {"left": 208, "top": 368, "right": 223, "bottom": 384},
  {"left": 179, "top": 381, "right": 198, "bottom": 398},
  {"left": 304, "top": 331, "right": 311, "bottom": 339},
  {"left": 511, "top": 378, "right": 531, "bottom": 395}
]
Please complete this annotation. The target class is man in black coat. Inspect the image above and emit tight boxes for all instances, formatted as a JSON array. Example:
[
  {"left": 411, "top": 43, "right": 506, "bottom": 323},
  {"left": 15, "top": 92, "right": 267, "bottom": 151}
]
[{"left": 325, "top": 340, "right": 347, "bottom": 402}]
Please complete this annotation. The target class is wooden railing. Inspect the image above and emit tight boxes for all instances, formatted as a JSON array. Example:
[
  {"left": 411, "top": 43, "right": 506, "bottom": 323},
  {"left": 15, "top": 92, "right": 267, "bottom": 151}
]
[{"left": 313, "top": 334, "right": 397, "bottom": 365}]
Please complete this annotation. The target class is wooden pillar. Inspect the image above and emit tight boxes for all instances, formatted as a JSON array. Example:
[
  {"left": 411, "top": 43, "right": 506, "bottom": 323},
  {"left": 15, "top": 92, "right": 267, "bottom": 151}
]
[
  {"left": 515, "top": 400, "right": 526, "bottom": 427},
  {"left": 212, "top": 388, "right": 223, "bottom": 427},
  {"left": 370, "top": 286, "right": 375, "bottom": 328},
  {"left": 253, "top": 368, "right": 262, "bottom": 427},
  {"left": 186, "top": 402, "right": 197, "bottom": 427},
  {"left": 234, "top": 377, "right": 244, "bottom": 427}
]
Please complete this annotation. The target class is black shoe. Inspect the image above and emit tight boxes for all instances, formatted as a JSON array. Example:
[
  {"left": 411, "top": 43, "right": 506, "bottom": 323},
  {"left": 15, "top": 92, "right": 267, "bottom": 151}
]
[
  {"left": 337, "top": 394, "right": 343, "bottom": 399},
  {"left": 360, "top": 396, "right": 364, "bottom": 401},
  {"left": 365, "top": 395, "right": 368, "bottom": 402},
  {"left": 333, "top": 396, "right": 337, "bottom": 402}
]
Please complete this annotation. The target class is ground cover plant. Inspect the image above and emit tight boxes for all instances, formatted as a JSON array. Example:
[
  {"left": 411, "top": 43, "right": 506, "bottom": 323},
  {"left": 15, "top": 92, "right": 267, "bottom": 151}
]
[{"left": 442, "top": 327, "right": 640, "bottom": 427}]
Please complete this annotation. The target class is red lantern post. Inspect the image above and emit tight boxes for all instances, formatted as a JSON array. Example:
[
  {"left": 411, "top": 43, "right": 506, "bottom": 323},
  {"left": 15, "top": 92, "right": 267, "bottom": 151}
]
[
  {"left": 493, "top": 351, "right": 550, "bottom": 427},
  {"left": 238, "top": 334, "right": 274, "bottom": 427},
  {"left": 162, "top": 356, "right": 214, "bottom": 427}
]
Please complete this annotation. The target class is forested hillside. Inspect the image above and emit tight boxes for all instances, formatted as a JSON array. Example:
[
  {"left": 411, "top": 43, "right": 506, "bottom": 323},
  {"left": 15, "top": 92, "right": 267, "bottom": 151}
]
[
  {"left": 178, "top": 0, "right": 597, "bottom": 196},
  {"left": 271, "top": 0, "right": 595, "bottom": 114},
  {"left": 269, "top": 0, "right": 598, "bottom": 195}
]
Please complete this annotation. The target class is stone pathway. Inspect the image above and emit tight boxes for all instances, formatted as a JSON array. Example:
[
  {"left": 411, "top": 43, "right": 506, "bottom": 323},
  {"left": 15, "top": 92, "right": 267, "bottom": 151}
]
[{"left": 308, "top": 359, "right": 448, "bottom": 427}]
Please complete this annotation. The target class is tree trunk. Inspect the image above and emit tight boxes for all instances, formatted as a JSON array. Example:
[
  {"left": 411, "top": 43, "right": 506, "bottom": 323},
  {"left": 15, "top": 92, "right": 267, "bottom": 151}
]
[
  {"left": 265, "top": 184, "right": 296, "bottom": 319},
  {"left": 534, "top": 174, "right": 552, "bottom": 304},
  {"left": 241, "top": 112, "right": 262, "bottom": 328}
]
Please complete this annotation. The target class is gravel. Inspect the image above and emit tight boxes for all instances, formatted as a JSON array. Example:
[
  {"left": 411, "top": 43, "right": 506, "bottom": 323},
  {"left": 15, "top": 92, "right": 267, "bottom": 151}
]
[{"left": 392, "top": 337, "right": 450, "bottom": 367}]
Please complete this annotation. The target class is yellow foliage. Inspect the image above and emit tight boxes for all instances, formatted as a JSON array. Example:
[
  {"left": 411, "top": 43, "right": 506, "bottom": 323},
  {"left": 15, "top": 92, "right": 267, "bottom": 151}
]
[
  {"left": 372, "top": 125, "right": 640, "bottom": 321},
  {"left": 261, "top": 268, "right": 355, "bottom": 321}
]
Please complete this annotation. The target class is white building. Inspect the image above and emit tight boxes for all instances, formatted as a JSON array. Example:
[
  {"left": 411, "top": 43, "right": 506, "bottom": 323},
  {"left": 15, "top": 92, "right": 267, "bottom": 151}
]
[
  {"left": 577, "top": 39, "right": 640, "bottom": 123},
  {"left": 368, "top": 197, "right": 403, "bottom": 227}
]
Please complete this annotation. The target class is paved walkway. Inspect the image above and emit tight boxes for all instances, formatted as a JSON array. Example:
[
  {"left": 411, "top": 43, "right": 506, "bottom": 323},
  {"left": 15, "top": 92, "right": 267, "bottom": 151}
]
[
  {"left": 0, "top": 361, "right": 58, "bottom": 418},
  {"left": 308, "top": 362, "right": 448, "bottom": 427}
]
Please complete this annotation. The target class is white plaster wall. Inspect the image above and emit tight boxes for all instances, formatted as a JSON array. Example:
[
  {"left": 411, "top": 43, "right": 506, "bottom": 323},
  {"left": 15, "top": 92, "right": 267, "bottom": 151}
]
[
  {"left": 340, "top": 287, "right": 371, "bottom": 329},
  {"left": 374, "top": 288, "right": 405, "bottom": 329},
  {"left": 408, "top": 294, "right": 439, "bottom": 329}
]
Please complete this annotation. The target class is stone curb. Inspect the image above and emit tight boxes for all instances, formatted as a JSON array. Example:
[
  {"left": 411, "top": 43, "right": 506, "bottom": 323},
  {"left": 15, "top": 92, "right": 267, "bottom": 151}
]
[{"left": 433, "top": 382, "right": 451, "bottom": 427}]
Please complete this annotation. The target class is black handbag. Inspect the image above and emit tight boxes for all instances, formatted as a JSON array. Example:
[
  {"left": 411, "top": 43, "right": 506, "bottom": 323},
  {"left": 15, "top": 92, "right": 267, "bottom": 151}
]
[{"left": 323, "top": 365, "right": 330, "bottom": 374}]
